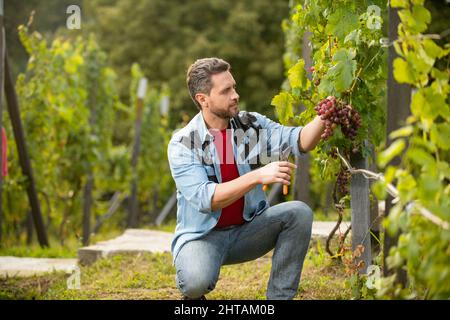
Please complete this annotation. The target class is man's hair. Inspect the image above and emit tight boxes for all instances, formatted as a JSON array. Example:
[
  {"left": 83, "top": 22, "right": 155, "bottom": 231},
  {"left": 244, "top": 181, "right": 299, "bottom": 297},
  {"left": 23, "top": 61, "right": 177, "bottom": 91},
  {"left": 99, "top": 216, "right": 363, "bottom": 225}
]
[{"left": 186, "top": 57, "right": 231, "bottom": 110}]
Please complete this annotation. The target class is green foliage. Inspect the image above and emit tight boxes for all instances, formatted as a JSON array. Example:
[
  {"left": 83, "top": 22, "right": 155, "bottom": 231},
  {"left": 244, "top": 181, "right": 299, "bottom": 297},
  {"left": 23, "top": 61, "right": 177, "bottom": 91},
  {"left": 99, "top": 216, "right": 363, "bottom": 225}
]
[
  {"left": 275, "top": 0, "right": 387, "bottom": 215},
  {"left": 1, "top": 26, "right": 174, "bottom": 246},
  {"left": 271, "top": 91, "right": 295, "bottom": 124},
  {"left": 2, "top": 26, "right": 123, "bottom": 244},
  {"left": 278, "top": 0, "right": 450, "bottom": 299},
  {"left": 128, "top": 64, "right": 175, "bottom": 223},
  {"left": 320, "top": 48, "right": 357, "bottom": 94},
  {"left": 274, "top": 0, "right": 387, "bottom": 177},
  {"left": 4, "top": 0, "right": 83, "bottom": 77},
  {"left": 84, "top": 0, "right": 290, "bottom": 128},
  {"left": 376, "top": 0, "right": 450, "bottom": 300}
]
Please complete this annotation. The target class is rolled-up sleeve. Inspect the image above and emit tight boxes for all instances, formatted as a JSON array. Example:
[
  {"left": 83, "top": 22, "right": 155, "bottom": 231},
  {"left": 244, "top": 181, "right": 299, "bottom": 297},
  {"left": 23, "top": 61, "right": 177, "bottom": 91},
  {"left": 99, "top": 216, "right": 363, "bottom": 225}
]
[
  {"left": 167, "top": 139, "right": 217, "bottom": 214},
  {"left": 251, "top": 112, "right": 306, "bottom": 157}
]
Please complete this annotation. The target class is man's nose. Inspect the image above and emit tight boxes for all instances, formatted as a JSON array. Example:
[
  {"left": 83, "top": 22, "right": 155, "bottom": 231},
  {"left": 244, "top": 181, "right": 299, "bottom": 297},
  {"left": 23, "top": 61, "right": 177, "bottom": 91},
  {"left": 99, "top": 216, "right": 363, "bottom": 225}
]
[{"left": 232, "top": 89, "right": 239, "bottom": 101}]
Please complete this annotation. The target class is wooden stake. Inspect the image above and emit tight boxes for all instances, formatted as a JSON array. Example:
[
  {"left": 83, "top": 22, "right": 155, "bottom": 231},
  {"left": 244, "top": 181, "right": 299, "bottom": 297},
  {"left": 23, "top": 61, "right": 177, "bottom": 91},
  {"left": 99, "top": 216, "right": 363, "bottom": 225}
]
[{"left": 4, "top": 51, "right": 48, "bottom": 247}]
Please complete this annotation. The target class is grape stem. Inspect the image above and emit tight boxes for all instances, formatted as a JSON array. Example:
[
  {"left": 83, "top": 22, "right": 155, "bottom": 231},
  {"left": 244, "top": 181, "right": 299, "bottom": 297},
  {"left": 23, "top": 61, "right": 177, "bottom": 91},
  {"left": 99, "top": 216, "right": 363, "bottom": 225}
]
[
  {"left": 335, "top": 148, "right": 449, "bottom": 230},
  {"left": 348, "top": 67, "right": 363, "bottom": 94}
]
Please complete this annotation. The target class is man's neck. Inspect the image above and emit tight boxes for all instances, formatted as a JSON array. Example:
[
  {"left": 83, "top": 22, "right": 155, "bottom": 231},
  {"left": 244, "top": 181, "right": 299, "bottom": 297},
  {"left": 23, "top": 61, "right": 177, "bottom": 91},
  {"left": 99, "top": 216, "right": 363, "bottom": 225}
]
[{"left": 202, "top": 110, "right": 229, "bottom": 130}]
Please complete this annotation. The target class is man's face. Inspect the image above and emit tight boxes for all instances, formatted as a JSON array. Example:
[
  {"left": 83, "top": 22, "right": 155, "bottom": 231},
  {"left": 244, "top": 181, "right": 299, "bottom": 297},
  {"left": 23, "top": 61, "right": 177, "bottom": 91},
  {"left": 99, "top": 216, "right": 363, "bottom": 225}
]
[{"left": 197, "top": 71, "right": 240, "bottom": 119}]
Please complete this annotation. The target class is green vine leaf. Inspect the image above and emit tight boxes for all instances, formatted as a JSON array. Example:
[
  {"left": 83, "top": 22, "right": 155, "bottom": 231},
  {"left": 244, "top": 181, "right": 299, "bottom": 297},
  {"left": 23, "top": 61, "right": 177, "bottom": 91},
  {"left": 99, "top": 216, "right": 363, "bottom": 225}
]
[
  {"left": 389, "top": 125, "right": 414, "bottom": 140},
  {"left": 406, "top": 147, "right": 435, "bottom": 167},
  {"left": 411, "top": 88, "right": 444, "bottom": 123},
  {"left": 393, "top": 57, "right": 414, "bottom": 84},
  {"left": 271, "top": 92, "right": 294, "bottom": 124},
  {"left": 377, "top": 139, "right": 406, "bottom": 168},
  {"left": 391, "top": 0, "right": 410, "bottom": 8},
  {"left": 326, "top": 48, "right": 357, "bottom": 93},
  {"left": 325, "top": 7, "right": 359, "bottom": 40},
  {"left": 398, "top": 5, "right": 431, "bottom": 34},
  {"left": 288, "top": 59, "right": 310, "bottom": 90},
  {"left": 430, "top": 124, "right": 450, "bottom": 150}
]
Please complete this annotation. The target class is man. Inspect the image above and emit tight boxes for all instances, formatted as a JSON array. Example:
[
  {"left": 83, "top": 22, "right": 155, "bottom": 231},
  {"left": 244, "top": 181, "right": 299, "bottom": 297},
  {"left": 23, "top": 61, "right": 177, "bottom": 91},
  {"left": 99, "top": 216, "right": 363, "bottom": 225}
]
[{"left": 167, "top": 57, "right": 326, "bottom": 300}]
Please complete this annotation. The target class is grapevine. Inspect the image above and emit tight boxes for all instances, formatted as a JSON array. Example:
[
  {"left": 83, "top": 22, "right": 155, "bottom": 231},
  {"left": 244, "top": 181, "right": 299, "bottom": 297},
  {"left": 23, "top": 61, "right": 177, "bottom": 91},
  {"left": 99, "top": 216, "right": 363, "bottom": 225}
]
[
  {"left": 373, "top": 0, "right": 450, "bottom": 299},
  {"left": 277, "top": 0, "right": 450, "bottom": 299},
  {"left": 1, "top": 25, "right": 174, "bottom": 244},
  {"left": 274, "top": 0, "right": 387, "bottom": 266},
  {"left": 314, "top": 96, "right": 362, "bottom": 141}
]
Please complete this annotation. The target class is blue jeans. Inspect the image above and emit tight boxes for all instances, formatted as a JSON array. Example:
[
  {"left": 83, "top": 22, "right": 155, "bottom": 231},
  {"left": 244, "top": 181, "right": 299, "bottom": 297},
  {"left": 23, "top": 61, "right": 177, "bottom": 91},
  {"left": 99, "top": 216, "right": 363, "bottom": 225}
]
[{"left": 174, "top": 200, "right": 313, "bottom": 300}]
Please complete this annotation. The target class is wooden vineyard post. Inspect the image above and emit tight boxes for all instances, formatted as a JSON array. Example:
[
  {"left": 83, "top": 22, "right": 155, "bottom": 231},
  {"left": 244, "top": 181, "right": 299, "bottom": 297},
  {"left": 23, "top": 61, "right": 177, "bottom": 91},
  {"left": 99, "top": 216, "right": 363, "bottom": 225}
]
[
  {"left": 350, "top": 143, "right": 372, "bottom": 274},
  {"left": 368, "top": 144, "right": 381, "bottom": 256},
  {"left": 82, "top": 60, "right": 99, "bottom": 246},
  {"left": 82, "top": 174, "right": 94, "bottom": 246},
  {"left": 4, "top": 51, "right": 49, "bottom": 247},
  {"left": 128, "top": 77, "right": 147, "bottom": 228},
  {"left": 93, "top": 192, "right": 125, "bottom": 233},
  {"left": 0, "top": 0, "right": 4, "bottom": 243},
  {"left": 384, "top": 6, "right": 410, "bottom": 283},
  {"left": 155, "top": 192, "right": 177, "bottom": 227},
  {"left": 294, "top": 29, "right": 311, "bottom": 206}
]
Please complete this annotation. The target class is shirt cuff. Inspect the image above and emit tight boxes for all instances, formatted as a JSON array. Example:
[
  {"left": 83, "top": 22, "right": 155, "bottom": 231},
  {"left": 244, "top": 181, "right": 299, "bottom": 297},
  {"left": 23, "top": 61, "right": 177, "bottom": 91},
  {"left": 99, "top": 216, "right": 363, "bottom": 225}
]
[
  {"left": 290, "top": 126, "right": 306, "bottom": 157},
  {"left": 199, "top": 182, "right": 218, "bottom": 214}
]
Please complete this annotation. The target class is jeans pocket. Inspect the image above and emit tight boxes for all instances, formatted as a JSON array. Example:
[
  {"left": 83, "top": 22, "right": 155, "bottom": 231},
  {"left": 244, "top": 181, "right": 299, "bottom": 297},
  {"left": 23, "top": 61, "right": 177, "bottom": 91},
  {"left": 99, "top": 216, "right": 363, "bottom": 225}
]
[{"left": 256, "top": 200, "right": 269, "bottom": 215}]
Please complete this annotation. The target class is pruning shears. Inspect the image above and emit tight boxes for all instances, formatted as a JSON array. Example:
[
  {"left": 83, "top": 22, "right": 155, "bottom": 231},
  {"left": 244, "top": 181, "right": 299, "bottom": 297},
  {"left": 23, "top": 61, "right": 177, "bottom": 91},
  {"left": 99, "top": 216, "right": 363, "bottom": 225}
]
[{"left": 262, "top": 145, "right": 293, "bottom": 195}]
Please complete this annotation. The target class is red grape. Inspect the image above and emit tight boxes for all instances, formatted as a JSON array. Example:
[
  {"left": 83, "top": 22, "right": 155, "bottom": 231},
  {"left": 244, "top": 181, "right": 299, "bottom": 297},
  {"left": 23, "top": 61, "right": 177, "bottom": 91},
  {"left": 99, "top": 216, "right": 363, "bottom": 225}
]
[
  {"left": 336, "top": 168, "right": 351, "bottom": 196},
  {"left": 314, "top": 96, "right": 361, "bottom": 141}
]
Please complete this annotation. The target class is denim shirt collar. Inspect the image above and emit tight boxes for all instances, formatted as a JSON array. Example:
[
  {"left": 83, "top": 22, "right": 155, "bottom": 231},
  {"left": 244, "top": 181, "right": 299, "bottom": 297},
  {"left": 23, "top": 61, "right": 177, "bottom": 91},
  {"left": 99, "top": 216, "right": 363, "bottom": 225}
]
[
  {"left": 196, "top": 111, "right": 236, "bottom": 144},
  {"left": 195, "top": 111, "right": 214, "bottom": 144}
]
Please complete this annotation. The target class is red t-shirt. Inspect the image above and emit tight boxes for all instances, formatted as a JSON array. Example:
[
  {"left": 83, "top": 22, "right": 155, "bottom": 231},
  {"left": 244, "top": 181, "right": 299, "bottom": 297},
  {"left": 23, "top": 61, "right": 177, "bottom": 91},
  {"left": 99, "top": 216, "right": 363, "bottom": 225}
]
[{"left": 210, "top": 128, "right": 244, "bottom": 229}]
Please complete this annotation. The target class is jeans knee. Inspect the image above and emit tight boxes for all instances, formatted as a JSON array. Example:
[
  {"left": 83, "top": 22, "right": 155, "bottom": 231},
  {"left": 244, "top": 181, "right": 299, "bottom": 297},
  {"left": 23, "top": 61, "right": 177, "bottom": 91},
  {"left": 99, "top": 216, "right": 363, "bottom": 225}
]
[
  {"left": 289, "top": 201, "right": 313, "bottom": 227},
  {"left": 176, "top": 269, "right": 217, "bottom": 299},
  {"left": 181, "top": 279, "right": 215, "bottom": 299}
]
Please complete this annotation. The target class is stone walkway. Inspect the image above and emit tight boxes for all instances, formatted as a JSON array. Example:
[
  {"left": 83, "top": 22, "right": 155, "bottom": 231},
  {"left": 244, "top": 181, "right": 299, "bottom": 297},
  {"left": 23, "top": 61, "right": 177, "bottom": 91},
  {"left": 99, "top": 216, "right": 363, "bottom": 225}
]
[
  {"left": 0, "top": 257, "right": 77, "bottom": 277},
  {"left": 0, "top": 221, "right": 349, "bottom": 277},
  {"left": 78, "top": 229, "right": 173, "bottom": 265}
]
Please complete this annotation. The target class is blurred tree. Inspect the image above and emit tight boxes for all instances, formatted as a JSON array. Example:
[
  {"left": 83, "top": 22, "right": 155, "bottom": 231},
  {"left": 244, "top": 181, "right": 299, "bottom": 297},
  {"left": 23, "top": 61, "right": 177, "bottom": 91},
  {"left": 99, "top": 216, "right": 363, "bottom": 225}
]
[
  {"left": 5, "top": 0, "right": 448, "bottom": 128},
  {"left": 4, "top": 0, "right": 83, "bottom": 77},
  {"left": 84, "top": 0, "right": 290, "bottom": 128}
]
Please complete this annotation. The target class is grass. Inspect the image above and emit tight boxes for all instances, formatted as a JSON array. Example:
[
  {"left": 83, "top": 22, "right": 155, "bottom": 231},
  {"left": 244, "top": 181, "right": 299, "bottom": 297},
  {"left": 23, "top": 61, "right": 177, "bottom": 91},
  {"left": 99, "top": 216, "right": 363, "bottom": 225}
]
[
  {"left": 0, "top": 214, "right": 354, "bottom": 299},
  {"left": 0, "top": 242, "right": 351, "bottom": 300}
]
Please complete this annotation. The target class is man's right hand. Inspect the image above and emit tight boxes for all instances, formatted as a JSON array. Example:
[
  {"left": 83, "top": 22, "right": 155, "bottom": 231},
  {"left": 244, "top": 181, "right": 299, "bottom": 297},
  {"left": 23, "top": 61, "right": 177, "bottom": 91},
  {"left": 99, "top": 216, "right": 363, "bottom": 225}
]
[{"left": 257, "top": 161, "right": 297, "bottom": 186}]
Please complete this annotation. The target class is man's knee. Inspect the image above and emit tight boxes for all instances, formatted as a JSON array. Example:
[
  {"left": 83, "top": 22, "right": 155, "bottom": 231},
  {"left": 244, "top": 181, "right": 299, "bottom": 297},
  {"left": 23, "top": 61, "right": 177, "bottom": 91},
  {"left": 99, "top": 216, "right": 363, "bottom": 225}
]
[
  {"left": 286, "top": 201, "right": 314, "bottom": 228},
  {"left": 176, "top": 269, "right": 217, "bottom": 299}
]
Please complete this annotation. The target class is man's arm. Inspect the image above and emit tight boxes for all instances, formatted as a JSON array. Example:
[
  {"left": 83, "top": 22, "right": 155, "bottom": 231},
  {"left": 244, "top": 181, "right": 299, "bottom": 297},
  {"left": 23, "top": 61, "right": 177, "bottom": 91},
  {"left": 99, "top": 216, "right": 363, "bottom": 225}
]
[
  {"left": 299, "top": 115, "right": 325, "bottom": 152},
  {"left": 211, "top": 171, "right": 258, "bottom": 211},
  {"left": 211, "top": 161, "right": 296, "bottom": 211},
  {"left": 250, "top": 111, "right": 322, "bottom": 157}
]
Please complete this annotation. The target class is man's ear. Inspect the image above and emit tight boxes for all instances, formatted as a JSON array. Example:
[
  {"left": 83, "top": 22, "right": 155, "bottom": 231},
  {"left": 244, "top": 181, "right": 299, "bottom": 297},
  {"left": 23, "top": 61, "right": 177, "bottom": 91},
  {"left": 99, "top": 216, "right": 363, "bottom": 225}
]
[{"left": 195, "top": 93, "right": 208, "bottom": 109}]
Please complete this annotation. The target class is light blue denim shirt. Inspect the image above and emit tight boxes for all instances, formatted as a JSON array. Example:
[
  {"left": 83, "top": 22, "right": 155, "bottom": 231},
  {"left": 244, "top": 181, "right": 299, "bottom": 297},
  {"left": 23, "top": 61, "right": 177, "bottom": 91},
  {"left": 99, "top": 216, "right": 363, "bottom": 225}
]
[{"left": 167, "top": 110, "right": 305, "bottom": 263}]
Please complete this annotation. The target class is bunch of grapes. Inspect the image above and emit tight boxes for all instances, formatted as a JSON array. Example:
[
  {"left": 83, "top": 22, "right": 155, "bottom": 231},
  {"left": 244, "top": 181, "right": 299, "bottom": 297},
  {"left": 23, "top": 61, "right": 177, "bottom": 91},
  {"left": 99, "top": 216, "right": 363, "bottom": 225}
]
[
  {"left": 314, "top": 96, "right": 362, "bottom": 140},
  {"left": 336, "top": 168, "right": 351, "bottom": 196}
]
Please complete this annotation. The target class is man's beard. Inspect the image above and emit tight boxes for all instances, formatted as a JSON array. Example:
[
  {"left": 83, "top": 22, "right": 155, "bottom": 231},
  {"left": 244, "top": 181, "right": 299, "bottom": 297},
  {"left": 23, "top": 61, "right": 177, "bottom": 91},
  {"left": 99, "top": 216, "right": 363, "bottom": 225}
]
[{"left": 210, "top": 104, "right": 239, "bottom": 119}]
